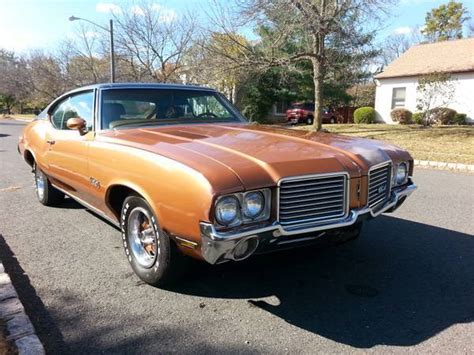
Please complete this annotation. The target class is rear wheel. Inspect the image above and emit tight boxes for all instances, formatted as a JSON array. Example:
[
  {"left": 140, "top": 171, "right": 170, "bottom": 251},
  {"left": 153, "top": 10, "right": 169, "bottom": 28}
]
[
  {"left": 330, "top": 117, "right": 336, "bottom": 124},
  {"left": 34, "top": 164, "right": 64, "bottom": 206},
  {"left": 121, "top": 195, "right": 188, "bottom": 287},
  {"left": 306, "top": 116, "right": 314, "bottom": 125}
]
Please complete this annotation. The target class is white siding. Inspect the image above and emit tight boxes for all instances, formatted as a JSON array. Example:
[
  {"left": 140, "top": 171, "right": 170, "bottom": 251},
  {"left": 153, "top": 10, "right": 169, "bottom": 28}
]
[{"left": 375, "top": 72, "right": 474, "bottom": 123}]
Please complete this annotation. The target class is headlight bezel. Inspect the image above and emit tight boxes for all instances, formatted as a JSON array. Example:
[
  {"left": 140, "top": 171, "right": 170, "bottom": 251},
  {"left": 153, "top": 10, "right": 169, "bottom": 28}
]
[
  {"left": 213, "top": 189, "right": 271, "bottom": 228},
  {"left": 394, "top": 161, "right": 409, "bottom": 186}
]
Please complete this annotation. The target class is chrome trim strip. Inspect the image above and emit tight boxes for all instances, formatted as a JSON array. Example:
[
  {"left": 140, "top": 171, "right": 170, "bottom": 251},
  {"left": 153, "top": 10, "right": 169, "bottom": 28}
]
[{"left": 51, "top": 184, "right": 120, "bottom": 228}]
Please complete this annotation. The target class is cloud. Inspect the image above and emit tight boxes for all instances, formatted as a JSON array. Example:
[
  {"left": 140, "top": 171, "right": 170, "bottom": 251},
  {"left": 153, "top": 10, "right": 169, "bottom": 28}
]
[
  {"left": 130, "top": 5, "right": 145, "bottom": 16},
  {"left": 96, "top": 3, "right": 122, "bottom": 14},
  {"left": 394, "top": 26, "right": 413, "bottom": 35},
  {"left": 151, "top": 3, "right": 177, "bottom": 23}
]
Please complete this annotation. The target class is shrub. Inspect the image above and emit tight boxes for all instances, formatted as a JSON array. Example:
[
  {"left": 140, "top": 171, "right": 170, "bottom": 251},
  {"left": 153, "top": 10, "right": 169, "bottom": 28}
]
[
  {"left": 390, "top": 108, "right": 412, "bottom": 124},
  {"left": 353, "top": 107, "right": 375, "bottom": 124},
  {"left": 412, "top": 112, "right": 424, "bottom": 125},
  {"left": 428, "top": 107, "right": 457, "bottom": 125},
  {"left": 452, "top": 113, "right": 467, "bottom": 125}
]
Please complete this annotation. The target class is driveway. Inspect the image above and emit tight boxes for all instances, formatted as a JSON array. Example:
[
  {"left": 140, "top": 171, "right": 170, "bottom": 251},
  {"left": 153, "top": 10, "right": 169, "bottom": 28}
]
[{"left": 1, "top": 120, "right": 473, "bottom": 354}]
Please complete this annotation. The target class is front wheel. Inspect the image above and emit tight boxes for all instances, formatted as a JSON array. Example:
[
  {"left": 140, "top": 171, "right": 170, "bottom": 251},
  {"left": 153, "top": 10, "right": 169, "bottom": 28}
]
[
  {"left": 34, "top": 164, "right": 64, "bottom": 206},
  {"left": 121, "top": 195, "right": 188, "bottom": 287}
]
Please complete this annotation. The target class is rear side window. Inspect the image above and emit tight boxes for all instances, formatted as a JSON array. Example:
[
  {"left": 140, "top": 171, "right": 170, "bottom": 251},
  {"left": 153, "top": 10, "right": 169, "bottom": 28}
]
[{"left": 51, "top": 91, "right": 94, "bottom": 130}]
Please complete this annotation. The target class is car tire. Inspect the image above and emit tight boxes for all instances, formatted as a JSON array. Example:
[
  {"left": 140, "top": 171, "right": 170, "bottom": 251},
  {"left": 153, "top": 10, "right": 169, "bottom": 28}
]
[
  {"left": 121, "top": 195, "right": 188, "bottom": 287},
  {"left": 330, "top": 117, "right": 336, "bottom": 124},
  {"left": 34, "top": 164, "right": 64, "bottom": 206},
  {"left": 306, "top": 116, "right": 314, "bottom": 125},
  {"left": 333, "top": 222, "right": 363, "bottom": 245}
]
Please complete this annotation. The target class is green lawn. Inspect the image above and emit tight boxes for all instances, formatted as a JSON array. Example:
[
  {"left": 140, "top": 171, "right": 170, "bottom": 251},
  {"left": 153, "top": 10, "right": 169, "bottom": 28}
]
[{"left": 295, "top": 124, "right": 474, "bottom": 165}]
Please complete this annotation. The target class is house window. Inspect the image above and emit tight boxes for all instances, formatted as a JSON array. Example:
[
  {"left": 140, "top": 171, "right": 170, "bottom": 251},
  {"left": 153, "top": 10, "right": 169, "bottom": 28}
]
[
  {"left": 275, "top": 101, "right": 289, "bottom": 115},
  {"left": 391, "top": 87, "right": 406, "bottom": 109}
]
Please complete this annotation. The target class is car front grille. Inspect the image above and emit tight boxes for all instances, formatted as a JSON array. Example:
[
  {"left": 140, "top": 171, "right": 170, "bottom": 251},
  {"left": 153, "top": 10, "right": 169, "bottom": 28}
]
[
  {"left": 368, "top": 163, "right": 392, "bottom": 208},
  {"left": 278, "top": 174, "right": 348, "bottom": 230}
]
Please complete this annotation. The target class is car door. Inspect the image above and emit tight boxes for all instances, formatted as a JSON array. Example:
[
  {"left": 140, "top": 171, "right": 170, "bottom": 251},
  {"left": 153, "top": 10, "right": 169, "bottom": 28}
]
[{"left": 44, "top": 90, "right": 95, "bottom": 200}]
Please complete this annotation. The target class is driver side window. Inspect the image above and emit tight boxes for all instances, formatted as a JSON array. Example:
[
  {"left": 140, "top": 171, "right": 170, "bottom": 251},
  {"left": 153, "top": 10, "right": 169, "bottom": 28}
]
[{"left": 51, "top": 91, "right": 94, "bottom": 130}]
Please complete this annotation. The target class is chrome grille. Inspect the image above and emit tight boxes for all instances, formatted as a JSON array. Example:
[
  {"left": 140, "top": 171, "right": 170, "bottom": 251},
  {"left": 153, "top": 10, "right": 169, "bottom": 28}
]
[
  {"left": 368, "top": 163, "right": 392, "bottom": 208},
  {"left": 278, "top": 174, "right": 348, "bottom": 230}
]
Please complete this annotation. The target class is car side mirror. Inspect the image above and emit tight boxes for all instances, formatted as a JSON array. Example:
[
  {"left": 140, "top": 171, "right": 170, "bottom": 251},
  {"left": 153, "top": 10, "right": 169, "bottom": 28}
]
[{"left": 66, "top": 117, "right": 88, "bottom": 136}]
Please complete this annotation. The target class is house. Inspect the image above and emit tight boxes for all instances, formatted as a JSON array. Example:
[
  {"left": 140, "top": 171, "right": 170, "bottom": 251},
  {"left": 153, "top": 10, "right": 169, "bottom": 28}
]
[
  {"left": 374, "top": 38, "right": 474, "bottom": 123},
  {"left": 267, "top": 101, "right": 290, "bottom": 122}
]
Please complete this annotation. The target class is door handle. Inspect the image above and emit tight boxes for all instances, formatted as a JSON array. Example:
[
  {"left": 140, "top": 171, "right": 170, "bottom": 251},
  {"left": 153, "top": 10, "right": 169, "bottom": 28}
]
[{"left": 46, "top": 140, "right": 56, "bottom": 145}]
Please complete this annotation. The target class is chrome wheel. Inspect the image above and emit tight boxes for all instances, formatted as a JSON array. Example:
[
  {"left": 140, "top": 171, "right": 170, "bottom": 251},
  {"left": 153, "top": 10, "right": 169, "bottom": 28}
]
[
  {"left": 35, "top": 169, "right": 45, "bottom": 201},
  {"left": 127, "top": 207, "right": 159, "bottom": 268}
]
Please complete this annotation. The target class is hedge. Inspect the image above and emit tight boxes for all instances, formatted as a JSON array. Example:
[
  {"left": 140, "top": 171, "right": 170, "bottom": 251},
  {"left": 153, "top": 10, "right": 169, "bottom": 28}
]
[
  {"left": 390, "top": 108, "right": 412, "bottom": 124},
  {"left": 353, "top": 107, "right": 375, "bottom": 124},
  {"left": 413, "top": 112, "right": 423, "bottom": 124}
]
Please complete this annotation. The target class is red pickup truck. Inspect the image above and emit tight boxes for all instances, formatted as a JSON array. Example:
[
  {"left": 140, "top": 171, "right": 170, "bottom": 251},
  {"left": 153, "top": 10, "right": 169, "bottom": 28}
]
[{"left": 286, "top": 103, "right": 337, "bottom": 125}]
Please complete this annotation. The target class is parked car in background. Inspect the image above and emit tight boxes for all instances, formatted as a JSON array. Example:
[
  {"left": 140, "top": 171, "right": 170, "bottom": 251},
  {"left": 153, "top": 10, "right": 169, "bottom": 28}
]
[
  {"left": 18, "top": 83, "right": 416, "bottom": 287},
  {"left": 286, "top": 103, "right": 337, "bottom": 125}
]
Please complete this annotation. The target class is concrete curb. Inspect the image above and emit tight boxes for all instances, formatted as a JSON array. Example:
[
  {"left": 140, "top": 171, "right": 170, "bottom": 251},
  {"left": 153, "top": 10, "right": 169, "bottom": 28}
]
[
  {"left": 0, "top": 118, "right": 32, "bottom": 123},
  {"left": 414, "top": 160, "right": 474, "bottom": 173},
  {"left": 0, "top": 262, "right": 45, "bottom": 355}
]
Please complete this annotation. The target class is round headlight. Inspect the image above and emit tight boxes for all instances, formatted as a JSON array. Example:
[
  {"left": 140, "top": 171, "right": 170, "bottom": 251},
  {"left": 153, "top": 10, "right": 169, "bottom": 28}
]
[
  {"left": 396, "top": 162, "right": 408, "bottom": 185},
  {"left": 215, "top": 196, "right": 240, "bottom": 225},
  {"left": 243, "top": 191, "right": 264, "bottom": 218}
]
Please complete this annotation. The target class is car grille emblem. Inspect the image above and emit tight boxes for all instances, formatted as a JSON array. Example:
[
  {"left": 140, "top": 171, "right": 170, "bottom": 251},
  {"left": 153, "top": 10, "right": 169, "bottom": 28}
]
[{"left": 378, "top": 185, "right": 387, "bottom": 194}]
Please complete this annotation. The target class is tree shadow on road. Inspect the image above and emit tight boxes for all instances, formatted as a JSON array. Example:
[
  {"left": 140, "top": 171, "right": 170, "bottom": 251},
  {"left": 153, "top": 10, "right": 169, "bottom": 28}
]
[{"left": 170, "top": 215, "right": 474, "bottom": 348}]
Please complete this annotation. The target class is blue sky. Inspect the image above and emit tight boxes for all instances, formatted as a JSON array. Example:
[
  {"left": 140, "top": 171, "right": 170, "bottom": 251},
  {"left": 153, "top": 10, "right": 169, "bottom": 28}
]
[{"left": 0, "top": 0, "right": 473, "bottom": 53}]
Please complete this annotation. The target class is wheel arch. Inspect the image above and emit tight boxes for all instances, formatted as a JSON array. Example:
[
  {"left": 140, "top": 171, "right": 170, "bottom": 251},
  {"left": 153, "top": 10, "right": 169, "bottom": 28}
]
[
  {"left": 24, "top": 149, "right": 35, "bottom": 168},
  {"left": 105, "top": 182, "right": 162, "bottom": 223}
]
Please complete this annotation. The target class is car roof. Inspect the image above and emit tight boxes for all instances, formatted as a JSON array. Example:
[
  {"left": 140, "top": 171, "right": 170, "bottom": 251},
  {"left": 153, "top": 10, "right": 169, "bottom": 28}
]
[{"left": 64, "top": 82, "right": 216, "bottom": 96}]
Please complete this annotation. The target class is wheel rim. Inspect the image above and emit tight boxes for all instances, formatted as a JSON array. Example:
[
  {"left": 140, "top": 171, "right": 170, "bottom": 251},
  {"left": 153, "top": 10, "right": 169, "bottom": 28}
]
[
  {"left": 127, "top": 207, "right": 158, "bottom": 268},
  {"left": 35, "top": 170, "right": 45, "bottom": 201}
]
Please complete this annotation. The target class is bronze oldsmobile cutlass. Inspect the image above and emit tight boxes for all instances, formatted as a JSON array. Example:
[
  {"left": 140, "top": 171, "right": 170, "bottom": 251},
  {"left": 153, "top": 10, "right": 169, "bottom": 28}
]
[{"left": 18, "top": 83, "right": 416, "bottom": 286}]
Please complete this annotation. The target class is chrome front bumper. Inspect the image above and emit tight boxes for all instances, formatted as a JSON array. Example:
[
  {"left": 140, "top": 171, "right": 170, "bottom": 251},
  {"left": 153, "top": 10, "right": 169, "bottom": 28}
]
[{"left": 200, "top": 182, "right": 417, "bottom": 264}]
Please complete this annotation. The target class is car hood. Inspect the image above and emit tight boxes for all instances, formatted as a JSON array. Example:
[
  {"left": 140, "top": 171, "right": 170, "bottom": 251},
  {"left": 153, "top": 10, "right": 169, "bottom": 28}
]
[{"left": 98, "top": 123, "right": 411, "bottom": 192}]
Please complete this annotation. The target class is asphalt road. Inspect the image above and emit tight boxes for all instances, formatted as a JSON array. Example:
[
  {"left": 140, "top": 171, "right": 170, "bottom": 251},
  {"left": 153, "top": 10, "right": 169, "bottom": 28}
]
[{"left": 1, "top": 120, "right": 473, "bottom": 354}]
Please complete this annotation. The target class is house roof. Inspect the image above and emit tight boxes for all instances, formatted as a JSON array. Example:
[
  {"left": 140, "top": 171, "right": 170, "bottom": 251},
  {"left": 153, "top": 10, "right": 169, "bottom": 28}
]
[{"left": 375, "top": 38, "right": 474, "bottom": 79}]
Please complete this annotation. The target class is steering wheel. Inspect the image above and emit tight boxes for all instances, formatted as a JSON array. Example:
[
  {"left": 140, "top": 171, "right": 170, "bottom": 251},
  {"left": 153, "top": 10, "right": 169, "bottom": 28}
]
[{"left": 196, "top": 112, "right": 218, "bottom": 119}]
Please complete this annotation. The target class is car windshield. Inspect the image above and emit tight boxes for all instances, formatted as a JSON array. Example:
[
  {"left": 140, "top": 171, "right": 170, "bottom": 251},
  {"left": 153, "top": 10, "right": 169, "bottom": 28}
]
[{"left": 101, "top": 88, "right": 244, "bottom": 129}]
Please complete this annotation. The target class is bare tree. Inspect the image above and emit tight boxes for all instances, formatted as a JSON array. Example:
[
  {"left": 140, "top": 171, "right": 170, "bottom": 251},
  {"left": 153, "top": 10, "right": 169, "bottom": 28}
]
[
  {"left": 58, "top": 24, "right": 110, "bottom": 86},
  {"left": 184, "top": 33, "right": 251, "bottom": 103},
  {"left": 205, "top": 0, "right": 393, "bottom": 131},
  {"left": 112, "top": 1, "right": 196, "bottom": 83},
  {"left": 416, "top": 72, "right": 457, "bottom": 126},
  {"left": 26, "top": 50, "right": 68, "bottom": 105},
  {"left": 0, "top": 49, "right": 30, "bottom": 113},
  {"left": 381, "top": 28, "right": 423, "bottom": 66}
]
